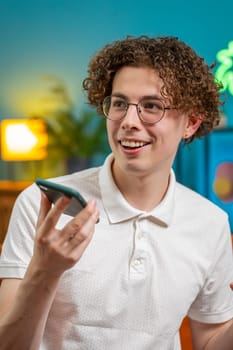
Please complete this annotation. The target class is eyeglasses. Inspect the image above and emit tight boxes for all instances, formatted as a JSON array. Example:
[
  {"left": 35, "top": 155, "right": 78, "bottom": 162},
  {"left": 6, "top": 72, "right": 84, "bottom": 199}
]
[{"left": 102, "top": 95, "right": 175, "bottom": 125}]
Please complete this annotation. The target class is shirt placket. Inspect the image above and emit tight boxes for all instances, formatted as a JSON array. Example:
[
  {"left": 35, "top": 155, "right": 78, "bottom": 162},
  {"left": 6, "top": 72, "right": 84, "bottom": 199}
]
[{"left": 129, "top": 217, "right": 149, "bottom": 280}]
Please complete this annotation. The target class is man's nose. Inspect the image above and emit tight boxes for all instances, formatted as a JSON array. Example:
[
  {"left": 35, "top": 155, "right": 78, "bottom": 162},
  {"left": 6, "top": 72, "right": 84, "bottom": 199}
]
[{"left": 122, "top": 104, "right": 141, "bottom": 127}]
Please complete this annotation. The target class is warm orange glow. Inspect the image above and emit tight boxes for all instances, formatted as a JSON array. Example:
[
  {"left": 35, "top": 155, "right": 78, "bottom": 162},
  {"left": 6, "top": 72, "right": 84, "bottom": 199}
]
[{"left": 1, "top": 119, "right": 48, "bottom": 161}]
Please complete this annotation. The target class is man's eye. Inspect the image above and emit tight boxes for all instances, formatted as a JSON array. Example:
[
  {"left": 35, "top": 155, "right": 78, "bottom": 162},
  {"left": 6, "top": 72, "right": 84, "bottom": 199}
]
[
  {"left": 142, "top": 101, "right": 162, "bottom": 110},
  {"left": 112, "top": 100, "right": 127, "bottom": 109}
]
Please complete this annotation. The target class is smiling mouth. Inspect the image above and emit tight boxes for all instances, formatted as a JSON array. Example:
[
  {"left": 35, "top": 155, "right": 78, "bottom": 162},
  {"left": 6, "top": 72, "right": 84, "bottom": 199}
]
[{"left": 120, "top": 140, "right": 149, "bottom": 149}]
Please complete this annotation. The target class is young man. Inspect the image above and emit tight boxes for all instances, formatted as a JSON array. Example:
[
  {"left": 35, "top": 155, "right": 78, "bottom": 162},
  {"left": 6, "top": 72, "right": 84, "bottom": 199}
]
[{"left": 0, "top": 36, "right": 233, "bottom": 350}]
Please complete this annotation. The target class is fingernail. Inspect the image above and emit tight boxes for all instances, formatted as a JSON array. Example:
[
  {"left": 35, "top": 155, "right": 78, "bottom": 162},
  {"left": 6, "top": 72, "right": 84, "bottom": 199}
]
[
  {"left": 88, "top": 199, "right": 96, "bottom": 208},
  {"left": 63, "top": 195, "right": 72, "bottom": 204}
]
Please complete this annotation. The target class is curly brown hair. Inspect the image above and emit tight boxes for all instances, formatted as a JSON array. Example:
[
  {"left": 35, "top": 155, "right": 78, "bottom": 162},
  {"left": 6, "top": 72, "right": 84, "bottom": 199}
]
[{"left": 83, "top": 36, "right": 223, "bottom": 144}]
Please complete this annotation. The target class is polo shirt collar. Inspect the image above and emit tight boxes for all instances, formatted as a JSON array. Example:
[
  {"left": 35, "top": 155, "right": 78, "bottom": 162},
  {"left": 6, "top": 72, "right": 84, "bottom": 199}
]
[{"left": 99, "top": 154, "right": 175, "bottom": 227}]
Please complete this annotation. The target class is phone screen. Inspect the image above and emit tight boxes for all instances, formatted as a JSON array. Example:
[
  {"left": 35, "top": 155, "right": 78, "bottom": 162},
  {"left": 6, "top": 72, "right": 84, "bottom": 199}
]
[{"left": 36, "top": 178, "right": 87, "bottom": 217}]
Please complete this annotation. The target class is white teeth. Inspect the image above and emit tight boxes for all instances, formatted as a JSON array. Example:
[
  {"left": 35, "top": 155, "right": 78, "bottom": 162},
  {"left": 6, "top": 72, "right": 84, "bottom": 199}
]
[{"left": 121, "top": 140, "right": 146, "bottom": 148}]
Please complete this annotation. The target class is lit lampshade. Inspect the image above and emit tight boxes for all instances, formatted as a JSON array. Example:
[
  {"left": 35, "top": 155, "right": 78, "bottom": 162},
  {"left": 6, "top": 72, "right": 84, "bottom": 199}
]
[{"left": 0, "top": 119, "right": 48, "bottom": 161}]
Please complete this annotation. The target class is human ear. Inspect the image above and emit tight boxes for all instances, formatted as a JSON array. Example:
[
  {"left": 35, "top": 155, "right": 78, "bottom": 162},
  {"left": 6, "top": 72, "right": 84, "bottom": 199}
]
[{"left": 183, "top": 115, "right": 203, "bottom": 139}]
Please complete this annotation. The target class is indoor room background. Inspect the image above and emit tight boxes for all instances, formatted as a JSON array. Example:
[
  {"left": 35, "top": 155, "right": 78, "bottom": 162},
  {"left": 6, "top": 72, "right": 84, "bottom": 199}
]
[{"left": 0, "top": 0, "right": 233, "bottom": 231}]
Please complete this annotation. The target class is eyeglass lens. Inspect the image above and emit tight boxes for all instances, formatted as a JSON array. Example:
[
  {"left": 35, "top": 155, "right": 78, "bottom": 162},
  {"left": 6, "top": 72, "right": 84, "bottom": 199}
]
[{"left": 103, "top": 95, "right": 166, "bottom": 124}]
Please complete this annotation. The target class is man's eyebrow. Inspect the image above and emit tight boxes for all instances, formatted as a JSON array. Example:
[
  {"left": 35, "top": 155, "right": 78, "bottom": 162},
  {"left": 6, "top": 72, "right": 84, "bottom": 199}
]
[
  {"left": 111, "top": 93, "right": 127, "bottom": 99},
  {"left": 111, "top": 93, "right": 163, "bottom": 100}
]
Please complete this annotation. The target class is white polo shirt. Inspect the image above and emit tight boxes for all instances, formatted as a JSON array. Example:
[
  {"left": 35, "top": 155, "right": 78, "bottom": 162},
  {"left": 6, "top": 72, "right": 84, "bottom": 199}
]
[{"left": 1, "top": 154, "right": 233, "bottom": 350}]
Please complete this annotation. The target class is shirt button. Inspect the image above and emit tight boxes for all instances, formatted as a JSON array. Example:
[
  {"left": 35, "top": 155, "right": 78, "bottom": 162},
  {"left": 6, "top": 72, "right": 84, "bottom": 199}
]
[{"left": 133, "top": 258, "right": 142, "bottom": 266}]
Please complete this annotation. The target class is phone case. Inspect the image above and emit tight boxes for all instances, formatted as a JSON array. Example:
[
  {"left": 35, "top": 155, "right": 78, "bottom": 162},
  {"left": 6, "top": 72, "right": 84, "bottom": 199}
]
[{"left": 35, "top": 178, "right": 87, "bottom": 217}]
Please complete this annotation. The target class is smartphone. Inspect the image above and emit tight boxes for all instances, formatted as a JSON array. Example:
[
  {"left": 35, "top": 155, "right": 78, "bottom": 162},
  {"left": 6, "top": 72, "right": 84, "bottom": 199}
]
[{"left": 35, "top": 178, "right": 87, "bottom": 217}]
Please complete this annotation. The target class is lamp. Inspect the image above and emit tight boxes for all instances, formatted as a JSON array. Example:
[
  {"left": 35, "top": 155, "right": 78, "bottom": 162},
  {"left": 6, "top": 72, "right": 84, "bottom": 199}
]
[{"left": 0, "top": 118, "right": 48, "bottom": 161}]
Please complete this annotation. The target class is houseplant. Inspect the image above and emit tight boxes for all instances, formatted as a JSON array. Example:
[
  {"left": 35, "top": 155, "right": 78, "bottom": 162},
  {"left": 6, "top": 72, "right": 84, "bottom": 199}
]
[{"left": 33, "top": 75, "right": 110, "bottom": 173}]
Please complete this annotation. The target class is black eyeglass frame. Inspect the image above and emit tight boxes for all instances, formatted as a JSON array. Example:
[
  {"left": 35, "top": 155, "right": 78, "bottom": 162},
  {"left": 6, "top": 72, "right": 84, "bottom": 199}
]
[{"left": 102, "top": 95, "right": 175, "bottom": 125}]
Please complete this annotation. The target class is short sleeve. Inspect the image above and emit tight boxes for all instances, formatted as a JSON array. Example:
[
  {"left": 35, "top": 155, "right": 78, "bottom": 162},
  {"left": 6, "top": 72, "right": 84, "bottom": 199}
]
[
  {"left": 0, "top": 184, "right": 40, "bottom": 279},
  {"left": 189, "top": 220, "right": 233, "bottom": 323}
]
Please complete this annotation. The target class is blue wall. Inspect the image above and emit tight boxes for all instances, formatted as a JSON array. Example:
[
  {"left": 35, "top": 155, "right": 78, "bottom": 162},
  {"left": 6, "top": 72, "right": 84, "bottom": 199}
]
[
  {"left": 0, "top": 0, "right": 233, "bottom": 118},
  {"left": 0, "top": 0, "right": 233, "bottom": 228}
]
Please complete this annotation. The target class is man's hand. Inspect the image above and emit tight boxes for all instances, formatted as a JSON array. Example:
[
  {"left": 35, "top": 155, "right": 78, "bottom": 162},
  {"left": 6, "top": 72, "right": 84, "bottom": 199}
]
[{"left": 32, "top": 192, "right": 99, "bottom": 277}]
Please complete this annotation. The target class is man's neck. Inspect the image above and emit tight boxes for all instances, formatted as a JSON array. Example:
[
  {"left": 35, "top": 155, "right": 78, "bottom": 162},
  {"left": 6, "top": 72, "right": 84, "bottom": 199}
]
[{"left": 111, "top": 164, "right": 171, "bottom": 212}]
